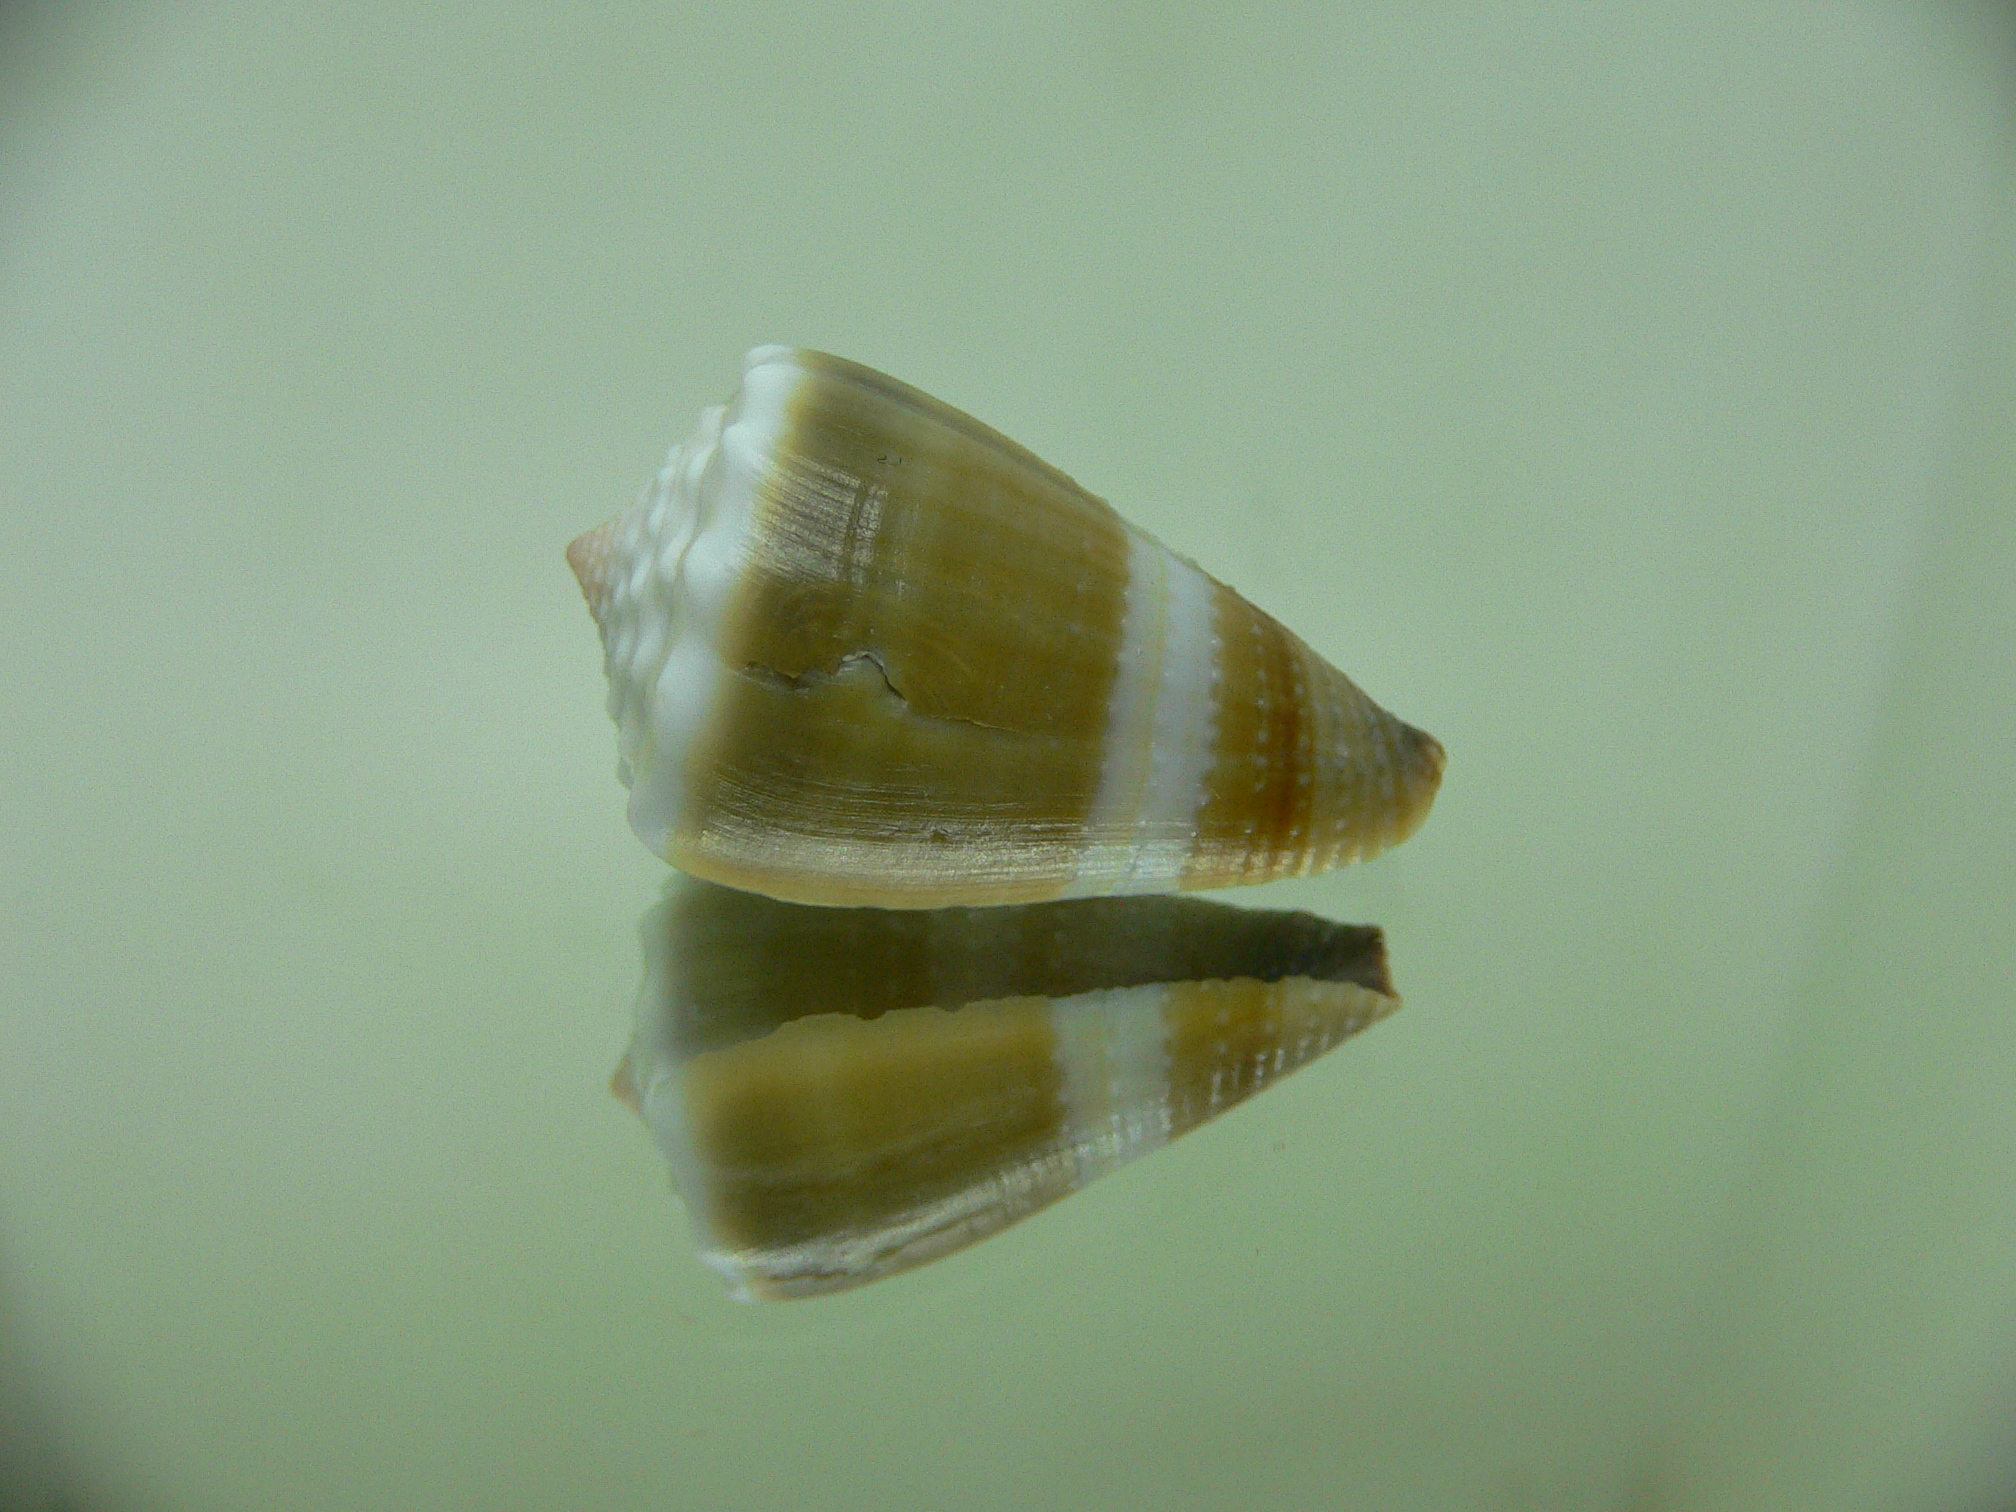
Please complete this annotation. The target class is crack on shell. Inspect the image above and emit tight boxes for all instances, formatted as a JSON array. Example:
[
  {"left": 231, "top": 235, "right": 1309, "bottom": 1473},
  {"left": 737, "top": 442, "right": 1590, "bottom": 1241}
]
[{"left": 740, "top": 651, "right": 1024, "bottom": 738}]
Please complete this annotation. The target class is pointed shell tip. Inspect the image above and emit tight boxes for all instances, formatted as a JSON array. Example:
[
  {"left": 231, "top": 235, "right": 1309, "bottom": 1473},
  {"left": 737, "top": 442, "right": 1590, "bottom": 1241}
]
[
  {"left": 1415, "top": 726, "right": 1448, "bottom": 784},
  {"left": 609, "top": 1051, "right": 640, "bottom": 1114},
  {"left": 566, "top": 520, "right": 619, "bottom": 621}
]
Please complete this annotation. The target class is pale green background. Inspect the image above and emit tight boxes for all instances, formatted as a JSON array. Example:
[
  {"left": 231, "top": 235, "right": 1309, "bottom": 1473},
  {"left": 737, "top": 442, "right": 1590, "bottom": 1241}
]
[{"left": 2, "top": 4, "right": 2013, "bottom": 1510}]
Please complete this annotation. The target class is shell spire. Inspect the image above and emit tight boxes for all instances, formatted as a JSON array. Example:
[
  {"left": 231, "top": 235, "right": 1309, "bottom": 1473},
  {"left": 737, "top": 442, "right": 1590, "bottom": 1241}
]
[
  {"left": 564, "top": 518, "right": 620, "bottom": 622},
  {"left": 570, "top": 346, "right": 1443, "bottom": 908}
]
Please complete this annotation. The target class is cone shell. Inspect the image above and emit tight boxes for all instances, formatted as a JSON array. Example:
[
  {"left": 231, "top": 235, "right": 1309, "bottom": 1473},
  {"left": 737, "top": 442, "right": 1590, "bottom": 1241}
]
[
  {"left": 571, "top": 346, "right": 1444, "bottom": 908},
  {"left": 616, "top": 878, "right": 1400, "bottom": 1299}
]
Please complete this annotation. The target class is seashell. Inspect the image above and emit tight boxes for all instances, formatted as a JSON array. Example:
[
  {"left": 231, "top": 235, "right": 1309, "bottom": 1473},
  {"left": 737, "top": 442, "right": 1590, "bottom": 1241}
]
[
  {"left": 615, "top": 877, "right": 1400, "bottom": 1300},
  {"left": 569, "top": 346, "right": 1444, "bottom": 908}
]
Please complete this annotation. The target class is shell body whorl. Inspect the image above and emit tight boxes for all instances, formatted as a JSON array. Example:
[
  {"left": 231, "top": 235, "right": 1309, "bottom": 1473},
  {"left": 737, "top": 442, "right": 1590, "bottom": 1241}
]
[{"left": 572, "top": 347, "right": 1443, "bottom": 907}]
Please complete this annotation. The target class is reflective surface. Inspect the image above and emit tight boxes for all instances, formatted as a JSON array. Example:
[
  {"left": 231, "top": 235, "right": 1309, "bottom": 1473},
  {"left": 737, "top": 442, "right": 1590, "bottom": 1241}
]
[
  {"left": 2, "top": 5, "right": 2013, "bottom": 1510},
  {"left": 619, "top": 880, "right": 1399, "bottom": 1298}
]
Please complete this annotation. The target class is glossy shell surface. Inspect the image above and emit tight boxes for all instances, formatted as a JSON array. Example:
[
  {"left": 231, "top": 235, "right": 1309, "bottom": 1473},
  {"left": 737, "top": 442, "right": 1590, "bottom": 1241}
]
[{"left": 570, "top": 347, "right": 1444, "bottom": 907}]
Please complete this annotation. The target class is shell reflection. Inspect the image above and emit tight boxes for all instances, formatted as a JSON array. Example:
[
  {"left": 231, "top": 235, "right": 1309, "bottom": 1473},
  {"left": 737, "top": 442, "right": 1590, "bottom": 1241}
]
[{"left": 617, "top": 878, "right": 1400, "bottom": 1299}]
